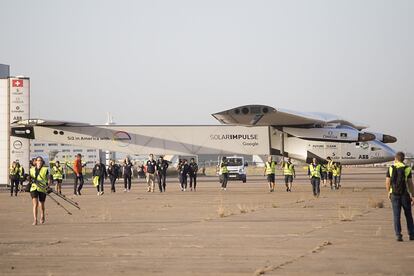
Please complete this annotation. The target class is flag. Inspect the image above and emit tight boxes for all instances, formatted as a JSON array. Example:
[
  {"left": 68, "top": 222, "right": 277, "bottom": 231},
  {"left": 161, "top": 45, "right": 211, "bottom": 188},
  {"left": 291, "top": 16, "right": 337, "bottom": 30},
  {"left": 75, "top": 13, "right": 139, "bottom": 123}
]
[{"left": 12, "top": 79, "right": 23, "bottom": 87}]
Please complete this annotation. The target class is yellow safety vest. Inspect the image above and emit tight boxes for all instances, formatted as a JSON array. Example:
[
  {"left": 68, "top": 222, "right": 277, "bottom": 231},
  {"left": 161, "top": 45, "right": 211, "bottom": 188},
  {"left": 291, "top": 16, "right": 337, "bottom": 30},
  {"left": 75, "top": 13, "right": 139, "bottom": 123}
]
[
  {"left": 220, "top": 162, "right": 229, "bottom": 174},
  {"left": 309, "top": 164, "right": 321, "bottom": 178},
  {"left": 332, "top": 165, "right": 341, "bottom": 177},
  {"left": 321, "top": 164, "right": 327, "bottom": 173},
  {"left": 283, "top": 162, "right": 294, "bottom": 176},
  {"left": 52, "top": 166, "right": 63, "bottom": 180},
  {"left": 9, "top": 166, "right": 18, "bottom": 176},
  {"left": 388, "top": 161, "right": 412, "bottom": 194},
  {"left": 327, "top": 160, "right": 334, "bottom": 172},
  {"left": 265, "top": 161, "right": 276, "bottom": 175},
  {"left": 18, "top": 167, "right": 24, "bottom": 179},
  {"left": 30, "top": 167, "right": 49, "bottom": 193},
  {"left": 93, "top": 176, "right": 100, "bottom": 187}
]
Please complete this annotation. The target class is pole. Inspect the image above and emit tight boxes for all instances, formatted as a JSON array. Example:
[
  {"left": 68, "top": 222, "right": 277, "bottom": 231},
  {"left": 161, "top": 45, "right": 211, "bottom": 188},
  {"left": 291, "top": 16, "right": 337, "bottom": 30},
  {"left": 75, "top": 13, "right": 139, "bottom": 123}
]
[
  {"left": 46, "top": 194, "right": 72, "bottom": 215},
  {"left": 51, "top": 190, "right": 80, "bottom": 209}
]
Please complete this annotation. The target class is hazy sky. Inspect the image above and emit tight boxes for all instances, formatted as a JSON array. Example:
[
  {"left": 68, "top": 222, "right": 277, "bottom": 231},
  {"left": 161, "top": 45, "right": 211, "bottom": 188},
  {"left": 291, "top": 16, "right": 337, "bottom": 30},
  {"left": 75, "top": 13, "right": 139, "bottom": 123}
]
[{"left": 1, "top": 0, "right": 413, "bottom": 152}]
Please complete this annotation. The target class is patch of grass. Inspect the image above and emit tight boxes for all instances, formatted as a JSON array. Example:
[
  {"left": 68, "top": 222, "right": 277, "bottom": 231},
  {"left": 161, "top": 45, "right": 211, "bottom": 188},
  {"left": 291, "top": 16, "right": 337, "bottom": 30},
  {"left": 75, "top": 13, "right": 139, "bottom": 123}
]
[
  {"left": 368, "top": 198, "right": 384, "bottom": 209},
  {"left": 217, "top": 205, "right": 226, "bottom": 217},
  {"left": 338, "top": 207, "right": 355, "bottom": 222},
  {"left": 217, "top": 205, "right": 232, "bottom": 218},
  {"left": 237, "top": 204, "right": 249, "bottom": 214}
]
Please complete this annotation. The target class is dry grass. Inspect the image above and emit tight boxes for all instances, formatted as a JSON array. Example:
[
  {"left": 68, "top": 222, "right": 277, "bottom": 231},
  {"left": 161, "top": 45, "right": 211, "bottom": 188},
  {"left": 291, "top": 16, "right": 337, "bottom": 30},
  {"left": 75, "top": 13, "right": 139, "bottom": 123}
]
[
  {"left": 217, "top": 205, "right": 232, "bottom": 218},
  {"left": 217, "top": 205, "right": 226, "bottom": 217},
  {"left": 368, "top": 198, "right": 384, "bottom": 208},
  {"left": 237, "top": 204, "right": 260, "bottom": 214},
  {"left": 237, "top": 204, "right": 249, "bottom": 214},
  {"left": 338, "top": 207, "right": 355, "bottom": 222}
]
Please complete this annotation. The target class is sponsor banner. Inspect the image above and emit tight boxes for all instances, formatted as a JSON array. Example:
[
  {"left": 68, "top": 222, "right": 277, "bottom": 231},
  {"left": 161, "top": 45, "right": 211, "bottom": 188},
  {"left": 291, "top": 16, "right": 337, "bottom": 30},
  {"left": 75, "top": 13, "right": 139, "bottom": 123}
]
[{"left": 9, "top": 78, "right": 30, "bottom": 172}]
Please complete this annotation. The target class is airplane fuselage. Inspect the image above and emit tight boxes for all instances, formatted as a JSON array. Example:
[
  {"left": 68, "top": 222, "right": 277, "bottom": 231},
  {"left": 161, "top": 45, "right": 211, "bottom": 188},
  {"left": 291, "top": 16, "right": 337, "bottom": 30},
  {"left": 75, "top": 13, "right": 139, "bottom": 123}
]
[{"left": 11, "top": 123, "right": 395, "bottom": 165}]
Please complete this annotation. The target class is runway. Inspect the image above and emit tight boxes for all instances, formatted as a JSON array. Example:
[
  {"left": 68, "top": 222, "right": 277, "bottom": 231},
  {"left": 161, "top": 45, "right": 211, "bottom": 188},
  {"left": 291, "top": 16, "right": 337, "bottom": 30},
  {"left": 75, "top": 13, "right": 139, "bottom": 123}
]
[{"left": 0, "top": 167, "right": 411, "bottom": 275}]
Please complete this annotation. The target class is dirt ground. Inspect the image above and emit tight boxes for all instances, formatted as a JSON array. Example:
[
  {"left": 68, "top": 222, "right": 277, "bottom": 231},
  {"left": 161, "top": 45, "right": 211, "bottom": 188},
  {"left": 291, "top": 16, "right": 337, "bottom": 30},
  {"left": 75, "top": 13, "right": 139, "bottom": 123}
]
[{"left": 0, "top": 167, "right": 413, "bottom": 276}]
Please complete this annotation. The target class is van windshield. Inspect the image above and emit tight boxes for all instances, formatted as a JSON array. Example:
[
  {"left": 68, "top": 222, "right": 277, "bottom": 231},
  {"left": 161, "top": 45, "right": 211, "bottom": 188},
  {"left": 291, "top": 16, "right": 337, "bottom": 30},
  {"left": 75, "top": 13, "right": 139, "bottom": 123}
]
[{"left": 227, "top": 158, "right": 243, "bottom": 166}]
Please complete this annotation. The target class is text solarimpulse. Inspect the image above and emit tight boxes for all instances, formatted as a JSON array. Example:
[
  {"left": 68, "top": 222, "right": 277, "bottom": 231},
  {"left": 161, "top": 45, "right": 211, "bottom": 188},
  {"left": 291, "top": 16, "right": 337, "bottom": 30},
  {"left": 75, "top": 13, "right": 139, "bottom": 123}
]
[{"left": 210, "top": 134, "right": 258, "bottom": 140}]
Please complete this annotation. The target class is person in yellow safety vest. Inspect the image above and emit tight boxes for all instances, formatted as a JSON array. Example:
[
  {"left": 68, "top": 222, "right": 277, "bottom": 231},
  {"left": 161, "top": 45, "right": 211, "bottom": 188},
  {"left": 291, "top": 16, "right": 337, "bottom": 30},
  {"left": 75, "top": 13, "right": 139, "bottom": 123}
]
[
  {"left": 29, "top": 156, "right": 51, "bottom": 225},
  {"left": 264, "top": 156, "right": 277, "bottom": 192},
  {"left": 17, "top": 161, "right": 25, "bottom": 192},
  {"left": 326, "top": 157, "right": 334, "bottom": 189},
  {"left": 220, "top": 157, "right": 229, "bottom": 191},
  {"left": 9, "top": 161, "right": 20, "bottom": 197},
  {"left": 52, "top": 161, "right": 64, "bottom": 194},
  {"left": 338, "top": 162, "right": 342, "bottom": 188},
  {"left": 385, "top": 151, "right": 414, "bottom": 242},
  {"left": 308, "top": 158, "right": 322, "bottom": 198},
  {"left": 321, "top": 163, "right": 328, "bottom": 187},
  {"left": 281, "top": 157, "right": 295, "bottom": 192},
  {"left": 332, "top": 162, "right": 342, "bottom": 190}
]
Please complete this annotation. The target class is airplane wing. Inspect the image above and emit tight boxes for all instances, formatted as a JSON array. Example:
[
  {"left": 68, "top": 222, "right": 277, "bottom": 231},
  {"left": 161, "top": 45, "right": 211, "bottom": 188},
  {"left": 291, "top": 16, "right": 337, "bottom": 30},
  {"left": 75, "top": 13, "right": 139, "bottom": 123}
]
[
  {"left": 11, "top": 119, "right": 90, "bottom": 127},
  {"left": 212, "top": 105, "right": 368, "bottom": 130}
]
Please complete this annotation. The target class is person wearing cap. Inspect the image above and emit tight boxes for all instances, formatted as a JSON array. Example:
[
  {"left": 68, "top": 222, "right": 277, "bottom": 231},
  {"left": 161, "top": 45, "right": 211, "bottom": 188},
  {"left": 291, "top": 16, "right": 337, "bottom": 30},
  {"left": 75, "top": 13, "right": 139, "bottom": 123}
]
[{"left": 156, "top": 156, "right": 169, "bottom": 192}]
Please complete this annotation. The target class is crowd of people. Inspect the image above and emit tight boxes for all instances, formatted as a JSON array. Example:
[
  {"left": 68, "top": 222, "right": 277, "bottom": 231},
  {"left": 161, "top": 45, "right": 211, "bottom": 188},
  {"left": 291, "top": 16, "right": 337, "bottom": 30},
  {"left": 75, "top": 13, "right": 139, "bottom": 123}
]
[
  {"left": 9, "top": 154, "right": 345, "bottom": 198},
  {"left": 8, "top": 152, "right": 414, "bottom": 242},
  {"left": 81, "top": 154, "right": 200, "bottom": 195}
]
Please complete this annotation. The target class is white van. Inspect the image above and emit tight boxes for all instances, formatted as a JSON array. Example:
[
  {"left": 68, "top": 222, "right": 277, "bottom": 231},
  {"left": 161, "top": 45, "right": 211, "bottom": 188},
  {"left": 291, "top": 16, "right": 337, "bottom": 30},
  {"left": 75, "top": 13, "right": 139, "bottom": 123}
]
[{"left": 217, "top": 156, "right": 247, "bottom": 183}]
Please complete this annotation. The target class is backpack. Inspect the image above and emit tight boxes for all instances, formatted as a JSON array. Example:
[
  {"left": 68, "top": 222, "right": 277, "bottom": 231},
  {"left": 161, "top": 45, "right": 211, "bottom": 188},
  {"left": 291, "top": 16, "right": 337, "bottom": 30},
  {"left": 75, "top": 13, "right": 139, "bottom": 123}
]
[{"left": 391, "top": 166, "right": 407, "bottom": 195}]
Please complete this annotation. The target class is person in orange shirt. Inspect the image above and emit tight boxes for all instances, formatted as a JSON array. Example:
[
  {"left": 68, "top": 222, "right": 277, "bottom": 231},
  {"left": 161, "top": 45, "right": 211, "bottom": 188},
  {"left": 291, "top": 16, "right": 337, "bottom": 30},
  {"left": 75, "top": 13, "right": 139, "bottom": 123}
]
[{"left": 73, "top": 154, "right": 84, "bottom": 196}]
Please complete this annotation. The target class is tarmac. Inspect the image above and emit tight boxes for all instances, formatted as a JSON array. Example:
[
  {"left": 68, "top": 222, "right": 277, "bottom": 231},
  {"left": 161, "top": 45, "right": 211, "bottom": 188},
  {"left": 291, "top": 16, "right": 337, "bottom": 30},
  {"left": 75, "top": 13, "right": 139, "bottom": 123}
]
[{"left": 0, "top": 167, "right": 413, "bottom": 275}]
